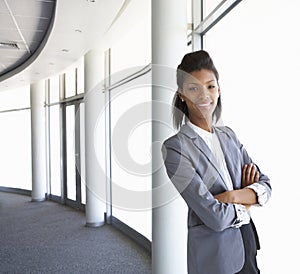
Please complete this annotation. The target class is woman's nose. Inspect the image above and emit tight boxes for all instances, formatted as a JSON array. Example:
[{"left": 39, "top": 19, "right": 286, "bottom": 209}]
[{"left": 197, "top": 86, "right": 210, "bottom": 99}]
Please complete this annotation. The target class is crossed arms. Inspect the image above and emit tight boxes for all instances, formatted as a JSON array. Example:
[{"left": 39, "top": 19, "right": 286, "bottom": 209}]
[{"left": 214, "top": 163, "right": 259, "bottom": 209}]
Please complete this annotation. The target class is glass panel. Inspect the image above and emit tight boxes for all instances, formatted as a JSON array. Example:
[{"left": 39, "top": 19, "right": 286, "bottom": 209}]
[
  {"left": 203, "top": 0, "right": 223, "bottom": 18},
  {"left": 49, "top": 105, "right": 61, "bottom": 196},
  {"left": 187, "top": 0, "right": 193, "bottom": 34},
  {"left": 49, "top": 75, "right": 60, "bottom": 104},
  {"left": 77, "top": 57, "right": 84, "bottom": 94},
  {"left": 187, "top": 0, "right": 192, "bottom": 36},
  {"left": 79, "top": 103, "right": 86, "bottom": 204},
  {"left": 111, "top": 83, "right": 152, "bottom": 240},
  {"left": 0, "top": 109, "right": 31, "bottom": 189},
  {"left": 0, "top": 85, "right": 30, "bottom": 111},
  {"left": 187, "top": 0, "right": 192, "bottom": 24},
  {"left": 110, "top": 1, "right": 151, "bottom": 240},
  {"left": 195, "top": 0, "right": 242, "bottom": 35},
  {"left": 66, "top": 105, "right": 76, "bottom": 200},
  {"left": 111, "top": 5, "right": 150, "bottom": 76},
  {"left": 65, "top": 68, "right": 76, "bottom": 98},
  {"left": 205, "top": 0, "right": 300, "bottom": 272}
]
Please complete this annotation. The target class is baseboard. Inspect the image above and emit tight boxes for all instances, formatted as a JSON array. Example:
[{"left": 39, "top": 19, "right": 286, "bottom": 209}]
[
  {"left": 111, "top": 215, "right": 152, "bottom": 254},
  {"left": 0, "top": 186, "right": 31, "bottom": 196}
]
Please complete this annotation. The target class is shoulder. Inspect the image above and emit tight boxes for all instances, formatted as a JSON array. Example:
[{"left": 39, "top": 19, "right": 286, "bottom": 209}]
[
  {"left": 215, "top": 125, "right": 238, "bottom": 138},
  {"left": 162, "top": 132, "right": 183, "bottom": 150},
  {"left": 163, "top": 125, "right": 193, "bottom": 145},
  {"left": 164, "top": 124, "right": 197, "bottom": 146},
  {"left": 215, "top": 126, "right": 242, "bottom": 148}
]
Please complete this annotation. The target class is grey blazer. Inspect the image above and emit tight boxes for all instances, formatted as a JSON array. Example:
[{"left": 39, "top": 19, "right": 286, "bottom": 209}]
[{"left": 162, "top": 124, "right": 271, "bottom": 274}]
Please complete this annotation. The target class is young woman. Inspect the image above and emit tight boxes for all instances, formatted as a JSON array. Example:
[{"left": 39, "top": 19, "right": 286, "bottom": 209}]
[{"left": 162, "top": 50, "right": 271, "bottom": 274}]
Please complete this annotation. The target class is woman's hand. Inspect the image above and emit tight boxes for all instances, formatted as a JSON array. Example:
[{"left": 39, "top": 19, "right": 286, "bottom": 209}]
[{"left": 242, "top": 163, "right": 259, "bottom": 188}]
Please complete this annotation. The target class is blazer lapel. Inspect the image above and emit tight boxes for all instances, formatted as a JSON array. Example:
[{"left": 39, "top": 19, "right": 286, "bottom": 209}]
[
  {"left": 180, "top": 125, "right": 229, "bottom": 190},
  {"left": 214, "top": 128, "right": 240, "bottom": 189}
]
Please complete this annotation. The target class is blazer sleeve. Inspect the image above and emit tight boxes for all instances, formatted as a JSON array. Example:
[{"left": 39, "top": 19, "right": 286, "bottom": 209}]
[
  {"left": 162, "top": 137, "right": 240, "bottom": 232},
  {"left": 225, "top": 126, "right": 272, "bottom": 204}
]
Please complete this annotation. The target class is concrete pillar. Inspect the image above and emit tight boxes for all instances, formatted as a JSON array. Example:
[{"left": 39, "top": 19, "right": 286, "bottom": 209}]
[
  {"left": 84, "top": 47, "right": 106, "bottom": 227},
  {"left": 152, "top": 0, "right": 188, "bottom": 273},
  {"left": 30, "top": 80, "right": 47, "bottom": 202}
]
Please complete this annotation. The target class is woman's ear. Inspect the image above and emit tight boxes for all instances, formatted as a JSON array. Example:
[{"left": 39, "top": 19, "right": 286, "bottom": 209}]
[{"left": 178, "top": 89, "right": 185, "bottom": 102}]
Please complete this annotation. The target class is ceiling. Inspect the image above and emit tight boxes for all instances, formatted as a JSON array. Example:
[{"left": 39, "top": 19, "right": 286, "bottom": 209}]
[
  {"left": 0, "top": 0, "right": 55, "bottom": 77},
  {"left": 0, "top": 0, "right": 126, "bottom": 92}
]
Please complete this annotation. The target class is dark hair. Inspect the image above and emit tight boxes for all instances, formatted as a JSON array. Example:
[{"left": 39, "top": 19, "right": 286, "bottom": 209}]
[{"left": 173, "top": 50, "right": 222, "bottom": 129}]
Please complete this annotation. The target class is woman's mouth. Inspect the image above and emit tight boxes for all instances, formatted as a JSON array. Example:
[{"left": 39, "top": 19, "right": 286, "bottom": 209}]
[{"left": 196, "top": 101, "right": 212, "bottom": 108}]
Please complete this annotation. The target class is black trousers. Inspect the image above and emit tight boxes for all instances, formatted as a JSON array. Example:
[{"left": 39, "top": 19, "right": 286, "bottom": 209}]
[{"left": 236, "top": 220, "right": 260, "bottom": 274}]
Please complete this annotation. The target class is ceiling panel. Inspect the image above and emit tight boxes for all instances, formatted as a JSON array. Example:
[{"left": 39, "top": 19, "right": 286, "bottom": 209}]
[
  {"left": 0, "top": 0, "right": 56, "bottom": 76},
  {"left": 15, "top": 16, "right": 51, "bottom": 31},
  {"left": 0, "top": 0, "right": 8, "bottom": 12},
  {"left": 1, "top": 50, "right": 28, "bottom": 60},
  {"left": 21, "top": 30, "right": 44, "bottom": 43},
  {"left": 0, "top": 29, "right": 20, "bottom": 42},
  {"left": 0, "top": 13, "right": 16, "bottom": 29},
  {"left": 7, "top": 0, "right": 54, "bottom": 18},
  {"left": 1, "top": 54, "right": 30, "bottom": 70}
]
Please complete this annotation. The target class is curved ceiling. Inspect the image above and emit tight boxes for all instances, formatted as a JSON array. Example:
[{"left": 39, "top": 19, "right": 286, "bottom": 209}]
[
  {"left": 0, "top": 0, "right": 126, "bottom": 92},
  {"left": 0, "top": 0, "right": 56, "bottom": 77}
]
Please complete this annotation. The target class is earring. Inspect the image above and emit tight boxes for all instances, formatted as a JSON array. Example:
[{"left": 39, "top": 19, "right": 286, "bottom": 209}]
[{"left": 177, "top": 91, "right": 184, "bottom": 102}]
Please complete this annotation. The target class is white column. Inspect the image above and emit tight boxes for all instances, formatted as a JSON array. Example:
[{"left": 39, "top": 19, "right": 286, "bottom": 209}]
[
  {"left": 30, "top": 80, "right": 47, "bottom": 202},
  {"left": 152, "top": 0, "right": 188, "bottom": 274},
  {"left": 84, "top": 47, "right": 106, "bottom": 227}
]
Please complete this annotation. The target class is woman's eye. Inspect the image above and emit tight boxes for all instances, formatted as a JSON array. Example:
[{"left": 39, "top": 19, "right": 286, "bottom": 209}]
[
  {"left": 188, "top": 86, "right": 198, "bottom": 91},
  {"left": 208, "top": 85, "right": 216, "bottom": 89}
]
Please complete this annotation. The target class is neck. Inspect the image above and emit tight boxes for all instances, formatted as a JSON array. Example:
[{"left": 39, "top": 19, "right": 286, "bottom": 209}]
[{"left": 189, "top": 117, "right": 213, "bottom": 132}]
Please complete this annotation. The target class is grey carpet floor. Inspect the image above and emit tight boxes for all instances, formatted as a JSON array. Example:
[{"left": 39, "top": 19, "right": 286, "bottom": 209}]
[{"left": 0, "top": 192, "right": 151, "bottom": 274}]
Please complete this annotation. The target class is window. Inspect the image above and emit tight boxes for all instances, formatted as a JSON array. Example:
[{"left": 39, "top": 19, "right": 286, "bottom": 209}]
[
  {"left": 109, "top": 0, "right": 151, "bottom": 240},
  {"left": 65, "top": 68, "right": 76, "bottom": 98},
  {"left": 0, "top": 85, "right": 30, "bottom": 111},
  {"left": 77, "top": 57, "right": 85, "bottom": 94},
  {"left": 200, "top": 0, "right": 300, "bottom": 272},
  {"left": 49, "top": 105, "right": 61, "bottom": 196},
  {"left": 0, "top": 86, "right": 31, "bottom": 190},
  {"left": 203, "top": 0, "right": 223, "bottom": 17}
]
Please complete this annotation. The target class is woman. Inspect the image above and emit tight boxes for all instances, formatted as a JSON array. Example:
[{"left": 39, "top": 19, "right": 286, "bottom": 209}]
[{"left": 162, "top": 50, "right": 271, "bottom": 274}]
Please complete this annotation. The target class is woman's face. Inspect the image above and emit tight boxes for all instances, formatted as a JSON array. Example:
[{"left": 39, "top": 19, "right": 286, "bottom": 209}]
[{"left": 180, "top": 69, "right": 220, "bottom": 126}]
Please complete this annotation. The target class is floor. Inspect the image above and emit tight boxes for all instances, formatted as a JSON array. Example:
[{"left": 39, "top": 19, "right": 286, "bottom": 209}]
[{"left": 0, "top": 192, "right": 151, "bottom": 274}]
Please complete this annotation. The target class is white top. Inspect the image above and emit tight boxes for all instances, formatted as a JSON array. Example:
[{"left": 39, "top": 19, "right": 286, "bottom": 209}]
[{"left": 187, "top": 120, "right": 234, "bottom": 190}]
